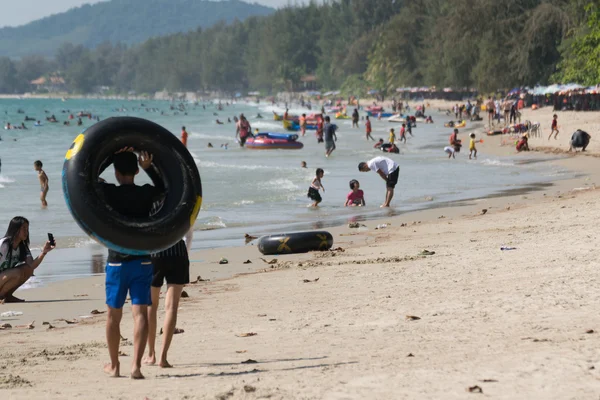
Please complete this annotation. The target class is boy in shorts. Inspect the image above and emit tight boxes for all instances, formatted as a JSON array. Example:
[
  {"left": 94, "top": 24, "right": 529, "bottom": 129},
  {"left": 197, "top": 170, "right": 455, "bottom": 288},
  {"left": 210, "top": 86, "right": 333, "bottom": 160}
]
[
  {"left": 144, "top": 239, "right": 189, "bottom": 368},
  {"left": 98, "top": 149, "right": 165, "bottom": 379},
  {"left": 34, "top": 160, "right": 48, "bottom": 207}
]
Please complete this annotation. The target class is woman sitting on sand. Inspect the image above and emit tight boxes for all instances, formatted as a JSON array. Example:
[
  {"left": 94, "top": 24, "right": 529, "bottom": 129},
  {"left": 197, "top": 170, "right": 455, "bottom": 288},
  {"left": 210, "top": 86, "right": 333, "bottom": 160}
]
[{"left": 0, "top": 216, "right": 55, "bottom": 303}]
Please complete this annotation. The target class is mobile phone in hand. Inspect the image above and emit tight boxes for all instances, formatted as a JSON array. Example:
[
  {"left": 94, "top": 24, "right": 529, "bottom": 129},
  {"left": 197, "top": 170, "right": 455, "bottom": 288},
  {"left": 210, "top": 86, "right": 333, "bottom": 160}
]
[{"left": 47, "top": 233, "right": 55, "bottom": 247}]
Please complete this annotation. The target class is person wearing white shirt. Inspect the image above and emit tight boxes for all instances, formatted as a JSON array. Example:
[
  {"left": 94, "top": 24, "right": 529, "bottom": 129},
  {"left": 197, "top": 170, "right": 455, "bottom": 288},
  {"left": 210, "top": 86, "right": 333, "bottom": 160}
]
[{"left": 358, "top": 156, "right": 399, "bottom": 208}]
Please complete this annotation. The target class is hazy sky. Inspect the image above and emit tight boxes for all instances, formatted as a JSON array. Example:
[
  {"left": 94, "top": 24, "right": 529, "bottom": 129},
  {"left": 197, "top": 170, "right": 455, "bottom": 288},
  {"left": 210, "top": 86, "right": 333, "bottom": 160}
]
[{"left": 0, "top": 0, "right": 292, "bottom": 28}]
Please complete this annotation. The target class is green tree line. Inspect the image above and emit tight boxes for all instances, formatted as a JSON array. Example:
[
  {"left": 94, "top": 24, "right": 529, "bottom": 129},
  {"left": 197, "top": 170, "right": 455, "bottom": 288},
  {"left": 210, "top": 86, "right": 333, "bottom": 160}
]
[{"left": 0, "top": 0, "right": 598, "bottom": 95}]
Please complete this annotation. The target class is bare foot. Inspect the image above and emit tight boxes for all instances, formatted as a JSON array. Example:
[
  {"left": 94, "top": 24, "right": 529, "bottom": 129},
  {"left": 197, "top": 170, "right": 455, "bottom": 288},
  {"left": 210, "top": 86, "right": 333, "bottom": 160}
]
[
  {"left": 3, "top": 295, "right": 25, "bottom": 303},
  {"left": 159, "top": 360, "right": 173, "bottom": 368},
  {"left": 131, "top": 368, "right": 145, "bottom": 380},
  {"left": 380, "top": 204, "right": 390, "bottom": 208},
  {"left": 143, "top": 355, "right": 156, "bottom": 365},
  {"left": 104, "top": 362, "right": 120, "bottom": 377}
]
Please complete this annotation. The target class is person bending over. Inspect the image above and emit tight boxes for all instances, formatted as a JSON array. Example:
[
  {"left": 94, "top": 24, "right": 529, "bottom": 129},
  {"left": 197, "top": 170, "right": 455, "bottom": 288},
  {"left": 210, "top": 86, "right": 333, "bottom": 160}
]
[
  {"left": 98, "top": 149, "right": 165, "bottom": 379},
  {"left": 358, "top": 156, "right": 399, "bottom": 208},
  {"left": 0, "top": 216, "right": 54, "bottom": 302}
]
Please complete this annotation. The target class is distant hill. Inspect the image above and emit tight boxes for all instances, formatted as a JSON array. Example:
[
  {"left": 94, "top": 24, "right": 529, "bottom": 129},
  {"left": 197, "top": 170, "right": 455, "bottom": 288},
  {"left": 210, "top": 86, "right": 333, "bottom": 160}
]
[{"left": 0, "top": 0, "right": 274, "bottom": 57}]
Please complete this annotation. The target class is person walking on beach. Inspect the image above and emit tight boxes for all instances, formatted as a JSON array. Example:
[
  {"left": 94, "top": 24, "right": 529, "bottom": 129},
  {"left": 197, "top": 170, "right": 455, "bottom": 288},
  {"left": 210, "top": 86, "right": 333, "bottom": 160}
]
[
  {"left": 98, "top": 148, "right": 165, "bottom": 379},
  {"left": 486, "top": 97, "right": 495, "bottom": 127},
  {"left": 358, "top": 156, "right": 399, "bottom": 208},
  {"left": 365, "top": 116, "right": 374, "bottom": 141},
  {"left": 307, "top": 168, "right": 325, "bottom": 207},
  {"left": 352, "top": 108, "right": 359, "bottom": 128},
  {"left": 0, "top": 216, "right": 54, "bottom": 303},
  {"left": 548, "top": 114, "right": 559, "bottom": 140},
  {"left": 324, "top": 116, "right": 337, "bottom": 158},
  {"left": 144, "top": 239, "right": 189, "bottom": 368},
  {"left": 34, "top": 160, "right": 49, "bottom": 207}
]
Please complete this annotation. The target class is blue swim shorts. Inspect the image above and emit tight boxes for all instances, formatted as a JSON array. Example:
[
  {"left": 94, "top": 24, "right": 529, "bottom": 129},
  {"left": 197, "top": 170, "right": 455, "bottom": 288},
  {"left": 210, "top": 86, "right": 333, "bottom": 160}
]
[{"left": 105, "top": 259, "right": 153, "bottom": 309}]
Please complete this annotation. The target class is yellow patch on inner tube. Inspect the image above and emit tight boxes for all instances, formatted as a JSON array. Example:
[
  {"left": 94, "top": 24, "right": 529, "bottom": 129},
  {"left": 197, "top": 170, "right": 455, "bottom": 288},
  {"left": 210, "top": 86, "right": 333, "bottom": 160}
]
[
  {"left": 65, "top": 134, "right": 85, "bottom": 160},
  {"left": 317, "top": 234, "right": 329, "bottom": 250},
  {"left": 276, "top": 237, "right": 292, "bottom": 253},
  {"left": 190, "top": 195, "right": 202, "bottom": 227}
]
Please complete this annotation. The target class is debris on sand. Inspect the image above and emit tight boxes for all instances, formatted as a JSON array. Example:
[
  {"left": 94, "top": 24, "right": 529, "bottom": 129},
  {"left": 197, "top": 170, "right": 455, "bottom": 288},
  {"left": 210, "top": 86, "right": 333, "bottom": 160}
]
[
  {"left": 15, "top": 321, "right": 35, "bottom": 329},
  {"left": 302, "top": 278, "right": 320, "bottom": 283},
  {"left": 405, "top": 315, "right": 421, "bottom": 321},
  {"left": 467, "top": 385, "right": 483, "bottom": 393},
  {"left": 419, "top": 250, "right": 435, "bottom": 256},
  {"left": 243, "top": 260, "right": 252, "bottom": 264},
  {"left": 241, "top": 359, "right": 257, "bottom": 364},
  {"left": 181, "top": 291, "right": 189, "bottom": 298},
  {"left": 90, "top": 309, "right": 105, "bottom": 315},
  {"left": 236, "top": 332, "right": 257, "bottom": 337},
  {"left": 260, "top": 258, "right": 278, "bottom": 265},
  {"left": 190, "top": 275, "right": 210, "bottom": 284},
  {"left": 245, "top": 234, "right": 258, "bottom": 244},
  {"left": 480, "top": 209, "right": 488, "bottom": 215},
  {"left": 219, "top": 258, "right": 229, "bottom": 265}
]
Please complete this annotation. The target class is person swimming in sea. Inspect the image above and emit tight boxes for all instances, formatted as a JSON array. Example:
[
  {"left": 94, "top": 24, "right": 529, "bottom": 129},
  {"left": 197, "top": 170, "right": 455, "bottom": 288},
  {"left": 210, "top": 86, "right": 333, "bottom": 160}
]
[{"left": 216, "top": 120, "right": 224, "bottom": 125}]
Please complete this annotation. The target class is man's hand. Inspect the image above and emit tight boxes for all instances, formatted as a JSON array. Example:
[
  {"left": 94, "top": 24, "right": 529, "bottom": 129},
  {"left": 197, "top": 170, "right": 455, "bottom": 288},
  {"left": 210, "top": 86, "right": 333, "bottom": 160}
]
[{"left": 138, "top": 151, "right": 153, "bottom": 170}]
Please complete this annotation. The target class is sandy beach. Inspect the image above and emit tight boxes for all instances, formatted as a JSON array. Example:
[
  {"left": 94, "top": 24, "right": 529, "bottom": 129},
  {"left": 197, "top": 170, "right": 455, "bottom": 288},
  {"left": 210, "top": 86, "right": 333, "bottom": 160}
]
[{"left": 3, "top": 104, "right": 600, "bottom": 399}]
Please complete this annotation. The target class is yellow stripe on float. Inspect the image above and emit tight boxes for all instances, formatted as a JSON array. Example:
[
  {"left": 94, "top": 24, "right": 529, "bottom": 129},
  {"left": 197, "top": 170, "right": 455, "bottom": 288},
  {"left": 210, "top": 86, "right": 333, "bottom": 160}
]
[
  {"left": 190, "top": 195, "right": 202, "bottom": 226},
  {"left": 65, "top": 134, "right": 85, "bottom": 160}
]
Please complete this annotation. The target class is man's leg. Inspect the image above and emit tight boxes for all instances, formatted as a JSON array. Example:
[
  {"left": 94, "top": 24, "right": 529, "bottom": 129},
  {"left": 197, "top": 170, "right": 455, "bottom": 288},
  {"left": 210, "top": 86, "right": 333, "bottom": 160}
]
[
  {"left": 105, "top": 306, "right": 122, "bottom": 377},
  {"left": 382, "top": 187, "right": 394, "bottom": 207},
  {"left": 159, "top": 284, "right": 184, "bottom": 368},
  {"left": 131, "top": 305, "right": 149, "bottom": 379},
  {"left": 144, "top": 287, "right": 161, "bottom": 365}
]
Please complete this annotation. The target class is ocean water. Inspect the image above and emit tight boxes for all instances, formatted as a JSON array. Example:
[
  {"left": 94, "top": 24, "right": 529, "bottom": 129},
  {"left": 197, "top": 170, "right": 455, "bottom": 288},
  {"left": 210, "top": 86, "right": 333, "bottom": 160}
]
[{"left": 0, "top": 98, "right": 573, "bottom": 286}]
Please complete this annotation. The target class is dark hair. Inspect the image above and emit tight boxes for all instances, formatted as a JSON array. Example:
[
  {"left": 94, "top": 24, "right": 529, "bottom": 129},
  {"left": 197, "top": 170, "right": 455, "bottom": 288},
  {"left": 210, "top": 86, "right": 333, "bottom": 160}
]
[
  {"left": 358, "top": 162, "right": 368, "bottom": 171},
  {"left": 454, "top": 128, "right": 459, "bottom": 133},
  {"left": 113, "top": 152, "right": 138, "bottom": 176},
  {"left": 349, "top": 179, "right": 359, "bottom": 189},
  {"left": 325, "top": 116, "right": 331, "bottom": 122},
  {"left": 3, "top": 216, "right": 30, "bottom": 263},
  {"left": 182, "top": 126, "right": 186, "bottom": 130},
  {"left": 316, "top": 168, "right": 324, "bottom": 176},
  {"left": 34, "top": 160, "right": 42, "bottom": 168},
  {"left": 366, "top": 116, "right": 369, "bottom": 120},
  {"left": 302, "top": 113, "right": 306, "bottom": 117}
]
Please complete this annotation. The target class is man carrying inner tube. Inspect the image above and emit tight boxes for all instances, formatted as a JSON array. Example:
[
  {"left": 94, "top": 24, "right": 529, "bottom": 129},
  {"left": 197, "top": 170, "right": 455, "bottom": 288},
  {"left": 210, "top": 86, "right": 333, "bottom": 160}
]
[{"left": 98, "top": 148, "right": 165, "bottom": 379}]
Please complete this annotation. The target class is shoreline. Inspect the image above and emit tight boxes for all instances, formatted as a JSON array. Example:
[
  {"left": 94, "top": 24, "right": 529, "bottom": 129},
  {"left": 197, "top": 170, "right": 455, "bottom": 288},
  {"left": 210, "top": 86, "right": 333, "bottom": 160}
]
[{"left": 3, "top": 145, "right": 598, "bottom": 327}]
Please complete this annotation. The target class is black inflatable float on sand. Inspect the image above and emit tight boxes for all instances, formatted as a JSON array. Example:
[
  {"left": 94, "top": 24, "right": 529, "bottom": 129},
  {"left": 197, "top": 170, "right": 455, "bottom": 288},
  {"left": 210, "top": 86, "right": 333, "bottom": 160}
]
[{"left": 258, "top": 231, "right": 334, "bottom": 255}]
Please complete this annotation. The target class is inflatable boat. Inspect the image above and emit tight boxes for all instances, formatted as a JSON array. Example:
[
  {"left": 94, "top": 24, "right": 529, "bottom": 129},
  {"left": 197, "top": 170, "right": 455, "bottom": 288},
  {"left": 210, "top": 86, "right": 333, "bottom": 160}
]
[
  {"left": 246, "top": 132, "right": 304, "bottom": 150},
  {"left": 366, "top": 111, "right": 395, "bottom": 118},
  {"left": 283, "top": 119, "right": 317, "bottom": 131}
]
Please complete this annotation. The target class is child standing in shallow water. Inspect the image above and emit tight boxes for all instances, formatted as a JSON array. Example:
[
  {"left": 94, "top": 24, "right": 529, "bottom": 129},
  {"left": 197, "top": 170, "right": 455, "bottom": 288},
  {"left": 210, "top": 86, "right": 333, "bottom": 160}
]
[
  {"left": 34, "top": 160, "right": 48, "bottom": 207},
  {"left": 307, "top": 168, "right": 325, "bottom": 207},
  {"left": 469, "top": 133, "right": 478, "bottom": 160}
]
